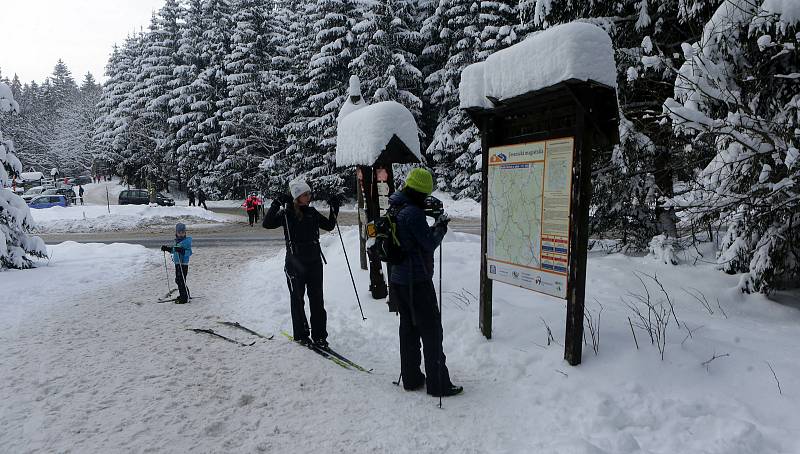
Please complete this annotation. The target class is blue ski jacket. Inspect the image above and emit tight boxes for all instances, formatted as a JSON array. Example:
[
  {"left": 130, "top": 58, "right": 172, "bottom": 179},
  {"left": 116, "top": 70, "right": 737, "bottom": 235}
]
[{"left": 171, "top": 237, "right": 192, "bottom": 264}]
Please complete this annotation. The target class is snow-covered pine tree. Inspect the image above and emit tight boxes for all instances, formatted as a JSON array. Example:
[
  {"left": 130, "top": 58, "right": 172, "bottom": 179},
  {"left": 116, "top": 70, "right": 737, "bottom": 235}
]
[
  {"left": 96, "top": 34, "right": 146, "bottom": 184},
  {"left": 219, "top": 0, "right": 278, "bottom": 194},
  {"left": 519, "top": 0, "right": 717, "bottom": 247},
  {"left": 663, "top": 0, "right": 799, "bottom": 293},
  {"left": 350, "top": 0, "right": 424, "bottom": 125},
  {"left": 477, "top": 0, "right": 519, "bottom": 60},
  {"left": 127, "top": 1, "right": 184, "bottom": 190},
  {"left": 95, "top": 46, "right": 125, "bottom": 172},
  {"left": 0, "top": 82, "right": 46, "bottom": 269},
  {"left": 50, "top": 73, "right": 102, "bottom": 175},
  {"left": 181, "top": 0, "right": 233, "bottom": 196},
  {"left": 302, "top": 0, "right": 359, "bottom": 197},
  {"left": 9, "top": 80, "right": 50, "bottom": 169},
  {"left": 168, "top": 0, "right": 217, "bottom": 192},
  {"left": 259, "top": 0, "right": 315, "bottom": 195},
  {"left": 37, "top": 60, "right": 81, "bottom": 172},
  {"left": 423, "top": 0, "right": 483, "bottom": 199},
  {"left": 168, "top": 0, "right": 203, "bottom": 189}
]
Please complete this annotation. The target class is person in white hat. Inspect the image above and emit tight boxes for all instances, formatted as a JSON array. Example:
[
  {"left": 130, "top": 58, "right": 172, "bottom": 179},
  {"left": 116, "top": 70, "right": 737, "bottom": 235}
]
[{"left": 262, "top": 180, "right": 341, "bottom": 348}]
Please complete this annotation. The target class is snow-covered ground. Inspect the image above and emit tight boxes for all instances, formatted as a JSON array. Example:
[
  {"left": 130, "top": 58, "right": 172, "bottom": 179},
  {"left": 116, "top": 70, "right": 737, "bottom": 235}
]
[
  {"left": 2, "top": 229, "right": 798, "bottom": 452},
  {"left": 29, "top": 204, "right": 236, "bottom": 233}
]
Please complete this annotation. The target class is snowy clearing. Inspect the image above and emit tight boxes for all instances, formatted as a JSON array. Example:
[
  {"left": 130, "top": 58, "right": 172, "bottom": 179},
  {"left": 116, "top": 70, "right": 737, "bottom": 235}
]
[
  {"left": 1, "top": 230, "right": 798, "bottom": 452},
  {"left": 29, "top": 205, "right": 236, "bottom": 233}
]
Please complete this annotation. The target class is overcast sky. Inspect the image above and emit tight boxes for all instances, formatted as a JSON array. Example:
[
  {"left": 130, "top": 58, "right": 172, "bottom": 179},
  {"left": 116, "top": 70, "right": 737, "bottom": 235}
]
[{"left": 0, "top": 0, "right": 165, "bottom": 85}]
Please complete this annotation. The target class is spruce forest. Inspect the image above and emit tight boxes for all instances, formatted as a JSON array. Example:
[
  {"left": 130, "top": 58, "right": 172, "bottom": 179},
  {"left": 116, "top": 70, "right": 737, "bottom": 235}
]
[{"left": 1, "top": 0, "right": 797, "bottom": 293}]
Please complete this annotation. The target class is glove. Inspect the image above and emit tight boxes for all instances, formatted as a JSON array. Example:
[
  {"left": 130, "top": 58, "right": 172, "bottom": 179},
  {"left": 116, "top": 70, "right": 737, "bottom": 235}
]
[
  {"left": 160, "top": 245, "right": 171, "bottom": 253},
  {"left": 277, "top": 193, "right": 293, "bottom": 205},
  {"left": 328, "top": 196, "right": 341, "bottom": 212},
  {"left": 434, "top": 212, "right": 450, "bottom": 228}
]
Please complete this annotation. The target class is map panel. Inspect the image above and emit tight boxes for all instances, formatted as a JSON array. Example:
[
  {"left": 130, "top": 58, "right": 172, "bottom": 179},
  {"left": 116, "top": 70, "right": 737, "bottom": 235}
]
[{"left": 486, "top": 138, "right": 574, "bottom": 299}]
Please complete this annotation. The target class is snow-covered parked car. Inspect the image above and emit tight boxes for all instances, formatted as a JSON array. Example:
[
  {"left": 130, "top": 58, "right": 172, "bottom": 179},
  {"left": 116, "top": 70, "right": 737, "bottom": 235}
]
[
  {"left": 21, "top": 186, "right": 45, "bottom": 203},
  {"left": 29, "top": 194, "right": 68, "bottom": 209}
]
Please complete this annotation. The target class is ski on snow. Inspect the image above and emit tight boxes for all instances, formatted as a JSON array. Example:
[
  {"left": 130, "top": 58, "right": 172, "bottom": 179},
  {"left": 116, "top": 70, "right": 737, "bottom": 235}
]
[
  {"left": 186, "top": 328, "right": 256, "bottom": 347},
  {"left": 280, "top": 331, "right": 369, "bottom": 372},
  {"left": 217, "top": 321, "right": 274, "bottom": 340},
  {"left": 156, "top": 296, "right": 199, "bottom": 304}
]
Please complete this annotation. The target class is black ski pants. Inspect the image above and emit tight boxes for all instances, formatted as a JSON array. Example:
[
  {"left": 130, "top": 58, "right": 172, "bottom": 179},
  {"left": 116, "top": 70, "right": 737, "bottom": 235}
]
[
  {"left": 390, "top": 279, "right": 452, "bottom": 395},
  {"left": 247, "top": 209, "right": 256, "bottom": 226},
  {"left": 175, "top": 263, "right": 189, "bottom": 303},
  {"left": 285, "top": 259, "right": 327, "bottom": 343}
]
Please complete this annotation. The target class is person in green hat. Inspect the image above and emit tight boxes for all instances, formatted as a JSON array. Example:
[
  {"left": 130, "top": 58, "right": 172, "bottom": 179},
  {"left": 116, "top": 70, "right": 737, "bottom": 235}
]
[{"left": 386, "top": 167, "right": 463, "bottom": 398}]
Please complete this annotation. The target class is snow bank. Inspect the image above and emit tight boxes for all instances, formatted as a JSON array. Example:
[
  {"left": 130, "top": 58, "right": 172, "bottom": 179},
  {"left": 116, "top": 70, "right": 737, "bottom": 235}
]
[
  {"left": 460, "top": 22, "right": 617, "bottom": 109},
  {"left": 431, "top": 190, "right": 481, "bottom": 218},
  {"left": 230, "top": 228, "right": 800, "bottom": 452},
  {"left": 336, "top": 101, "right": 421, "bottom": 166},
  {"left": 0, "top": 241, "right": 155, "bottom": 329},
  {"left": 30, "top": 205, "right": 235, "bottom": 233}
]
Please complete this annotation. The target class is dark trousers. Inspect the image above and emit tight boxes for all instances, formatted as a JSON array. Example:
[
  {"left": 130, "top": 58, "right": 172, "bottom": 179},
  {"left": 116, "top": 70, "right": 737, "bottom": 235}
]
[
  {"left": 247, "top": 210, "right": 256, "bottom": 226},
  {"left": 285, "top": 259, "right": 327, "bottom": 342},
  {"left": 188, "top": 198, "right": 195, "bottom": 206},
  {"left": 199, "top": 200, "right": 207, "bottom": 209},
  {"left": 174, "top": 264, "right": 189, "bottom": 302},
  {"left": 390, "top": 280, "right": 452, "bottom": 394}
]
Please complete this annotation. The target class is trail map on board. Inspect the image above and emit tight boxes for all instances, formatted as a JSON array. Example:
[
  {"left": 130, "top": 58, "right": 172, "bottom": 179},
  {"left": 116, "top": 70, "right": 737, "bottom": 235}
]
[{"left": 486, "top": 138, "right": 574, "bottom": 299}]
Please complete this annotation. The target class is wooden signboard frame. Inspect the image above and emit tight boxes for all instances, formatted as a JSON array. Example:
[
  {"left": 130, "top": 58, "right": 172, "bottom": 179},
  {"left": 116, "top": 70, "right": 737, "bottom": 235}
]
[{"left": 467, "top": 79, "right": 619, "bottom": 366}]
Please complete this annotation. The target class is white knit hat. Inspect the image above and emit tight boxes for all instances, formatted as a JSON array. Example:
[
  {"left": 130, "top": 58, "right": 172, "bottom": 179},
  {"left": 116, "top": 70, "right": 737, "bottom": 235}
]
[{"left": 289, "top": 179, "right": 312, "bottom": 200}]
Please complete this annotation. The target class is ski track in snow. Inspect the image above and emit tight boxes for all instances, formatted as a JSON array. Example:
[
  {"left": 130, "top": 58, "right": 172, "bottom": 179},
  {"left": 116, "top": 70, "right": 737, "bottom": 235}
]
[{"left": 1, "top": 231, "right": 799, "bottom": 453}]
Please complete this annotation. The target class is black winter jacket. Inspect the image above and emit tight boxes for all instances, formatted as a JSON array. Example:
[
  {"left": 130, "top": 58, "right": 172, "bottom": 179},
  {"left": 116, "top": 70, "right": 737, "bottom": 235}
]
[
  {"left": 388, "top": 191, "right": 447, "bottom": 285},
  {"left": 263, "top": 202, "right": 336, "bottom": 263}
]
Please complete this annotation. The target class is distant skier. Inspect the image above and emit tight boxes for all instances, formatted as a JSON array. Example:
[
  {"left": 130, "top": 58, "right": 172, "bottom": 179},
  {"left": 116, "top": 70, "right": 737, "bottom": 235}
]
[
  {"left": 197, "top": 188, "right": 208, "bottom": 210},
  {"left": 188, "top": 189, "right": 196, "bottom": 207},
  {"left": 243, "top": 192, "right": 260, "bottom": 227},
  {"left": 78, "top": 185, "right": 84, "bottom": 205},
  {"left": 388, "top": 168, "right": 462, "bottom": 397},
  {"left": 262, "top": 180, "right": 339, "bottom": 348},
  {"left": 161, "top": 223, "right": 193, "bottom": 304}
]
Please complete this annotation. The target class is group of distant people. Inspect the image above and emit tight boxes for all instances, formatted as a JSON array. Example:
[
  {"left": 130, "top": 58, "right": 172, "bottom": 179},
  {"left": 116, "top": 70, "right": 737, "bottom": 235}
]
[{"left": 186, "top": 188, "right": 208, "bottom": 209}]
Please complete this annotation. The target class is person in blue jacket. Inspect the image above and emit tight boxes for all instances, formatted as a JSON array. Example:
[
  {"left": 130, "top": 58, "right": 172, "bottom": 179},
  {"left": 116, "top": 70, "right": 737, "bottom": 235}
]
[
  {"left": 161, "top": 223, "right": 193, "bottom": 304},
  {"left": 388, "top": 168, "right": 462, "bottom": 397}
]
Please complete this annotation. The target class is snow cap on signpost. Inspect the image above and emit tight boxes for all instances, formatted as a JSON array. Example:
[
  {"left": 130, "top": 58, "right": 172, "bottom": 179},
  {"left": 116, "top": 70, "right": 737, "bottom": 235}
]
[
  {"left": 336, "top": 101, "right": 422, "bottom": 167},
  {"left": 459, "top": 22, "right": 617, "bottom": 109},
  {"left": 338, "top": 75, "right": 367, "bottom": 123}
]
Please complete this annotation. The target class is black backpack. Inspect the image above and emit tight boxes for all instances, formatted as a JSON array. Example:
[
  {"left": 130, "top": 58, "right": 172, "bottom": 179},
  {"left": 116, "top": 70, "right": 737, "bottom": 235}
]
[{"left": 372, "top": 203, "right": 406, "bottom": 265}]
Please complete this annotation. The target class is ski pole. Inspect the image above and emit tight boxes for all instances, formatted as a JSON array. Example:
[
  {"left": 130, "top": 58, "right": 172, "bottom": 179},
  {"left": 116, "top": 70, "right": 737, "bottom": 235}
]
[
  {"left": 162, "top": 250, "right": 171, "bottom": 294},
  {"left": 438, "top": 242, "right": 443, "bottom": 409},
  {"left": 176, "top": 250, "right": 190, "bottom": 301},
  {"left": 336, "top": 219, "right": 367, "bottom": 321}
]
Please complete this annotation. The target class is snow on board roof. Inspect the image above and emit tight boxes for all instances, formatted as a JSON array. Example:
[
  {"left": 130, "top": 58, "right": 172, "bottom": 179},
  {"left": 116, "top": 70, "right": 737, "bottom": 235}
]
[
  {"left": 336, "top": 101, "right": 421, "bottom": 167},
  {"left": 460, "top": 22, "right": 617, "bottom": 110},
  {"left": 21, "top": 172, "right": 44, "bottom": 181}
]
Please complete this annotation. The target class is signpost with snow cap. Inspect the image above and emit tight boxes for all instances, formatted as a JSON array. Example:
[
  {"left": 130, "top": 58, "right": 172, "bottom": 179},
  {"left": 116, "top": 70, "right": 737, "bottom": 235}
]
[
  {"left": 336, "top": 78, "right": 423, "bottom": 300},
  {"left": 460, "top": 22, "right": 621, "bottom": 365}
]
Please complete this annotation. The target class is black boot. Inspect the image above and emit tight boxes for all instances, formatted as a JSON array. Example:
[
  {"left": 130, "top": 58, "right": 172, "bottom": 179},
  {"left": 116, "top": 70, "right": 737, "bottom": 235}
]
[{"left": 428, "top": 384, "right": 463, "bottom": 397}]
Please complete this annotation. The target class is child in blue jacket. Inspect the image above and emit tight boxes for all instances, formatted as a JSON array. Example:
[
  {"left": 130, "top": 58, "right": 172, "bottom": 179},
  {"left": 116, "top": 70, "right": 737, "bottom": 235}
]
[{"left": 161, "top": 223, "right": 193, "bottom": 304}]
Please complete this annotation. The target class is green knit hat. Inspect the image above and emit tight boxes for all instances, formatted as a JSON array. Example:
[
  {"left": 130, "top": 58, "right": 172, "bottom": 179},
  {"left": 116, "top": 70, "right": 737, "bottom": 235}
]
[{"left": 404, "top": 168, "right": 434, "bottom": 195}]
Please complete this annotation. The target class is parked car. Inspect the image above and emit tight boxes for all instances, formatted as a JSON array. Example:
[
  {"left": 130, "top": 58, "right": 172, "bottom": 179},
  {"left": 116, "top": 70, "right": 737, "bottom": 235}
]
[
  {"left": 42, "top": 188, "right": 75, "bottom": 205},
  {"left": 29, "top": 194, "right": 68, "bottom": 209},
  {"left": 72, "top": 175, "right": 93, "bottom": 185},
  {"left": 119, "top": 189, "right": 175, "bottom": 206},
  {"left": 21, "top": 186, "right": 45, "bottom": 203}
]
